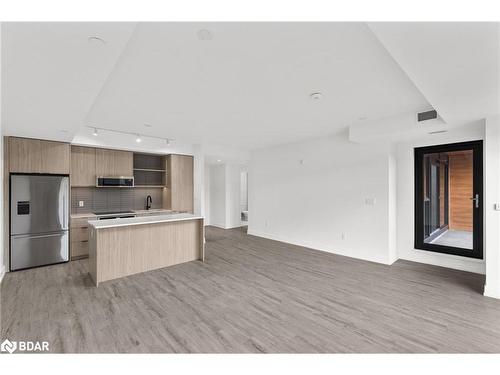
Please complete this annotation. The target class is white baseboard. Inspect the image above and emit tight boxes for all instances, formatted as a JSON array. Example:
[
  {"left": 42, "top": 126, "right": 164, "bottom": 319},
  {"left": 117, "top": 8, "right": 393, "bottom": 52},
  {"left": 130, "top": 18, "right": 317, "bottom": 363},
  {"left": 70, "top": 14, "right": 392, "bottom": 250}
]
[
  {"left": 247, "top": 229, "right": 392, "bottom": 265},
  {"left": 0, "top": 265, "right": 5, "bottom": 285},
  {"left": 208, "top": 223, "right": 246, "bottom": 230},
  {"left": 209, "top": 224, "right": 227, "bottom": 229}
]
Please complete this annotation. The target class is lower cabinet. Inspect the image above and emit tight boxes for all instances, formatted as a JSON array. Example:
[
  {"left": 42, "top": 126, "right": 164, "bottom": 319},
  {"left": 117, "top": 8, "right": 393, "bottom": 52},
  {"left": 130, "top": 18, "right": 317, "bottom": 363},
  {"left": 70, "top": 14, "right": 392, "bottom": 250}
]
[{"left": 70, "top": 218, "right": 90, "bottom": 259}]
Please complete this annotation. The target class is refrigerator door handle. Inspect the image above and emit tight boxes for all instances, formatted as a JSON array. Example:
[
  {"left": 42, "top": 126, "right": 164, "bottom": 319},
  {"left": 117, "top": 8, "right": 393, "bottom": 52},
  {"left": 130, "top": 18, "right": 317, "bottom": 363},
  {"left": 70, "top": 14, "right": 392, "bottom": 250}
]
[
  {"left": 12, "top": 232, "right": 66, "bottom": 240},
  {"left": 63, "top": 195, "right": 66, "bottom": 228}
]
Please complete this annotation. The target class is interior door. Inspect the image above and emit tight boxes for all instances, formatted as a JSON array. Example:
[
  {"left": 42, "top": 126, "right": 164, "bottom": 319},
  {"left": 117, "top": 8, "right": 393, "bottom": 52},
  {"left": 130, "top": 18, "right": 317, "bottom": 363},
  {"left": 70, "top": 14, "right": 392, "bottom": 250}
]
[{"left": 414, "top": 141, "right": 483, "bottom": 259}]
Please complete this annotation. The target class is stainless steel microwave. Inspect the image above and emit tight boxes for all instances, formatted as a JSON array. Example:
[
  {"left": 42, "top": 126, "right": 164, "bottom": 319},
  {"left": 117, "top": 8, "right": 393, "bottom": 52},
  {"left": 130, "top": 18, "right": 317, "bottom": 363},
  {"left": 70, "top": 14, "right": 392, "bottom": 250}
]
[{"left": 96, "top": 177, "right": 134, "bottom": 188}]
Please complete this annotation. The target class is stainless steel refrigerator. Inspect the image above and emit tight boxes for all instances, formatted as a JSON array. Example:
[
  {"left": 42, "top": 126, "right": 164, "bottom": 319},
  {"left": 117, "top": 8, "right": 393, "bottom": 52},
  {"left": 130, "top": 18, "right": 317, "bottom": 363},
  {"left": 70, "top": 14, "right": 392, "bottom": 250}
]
[{"left": 10, "top": 175, "right": 69, "bottom": 271}]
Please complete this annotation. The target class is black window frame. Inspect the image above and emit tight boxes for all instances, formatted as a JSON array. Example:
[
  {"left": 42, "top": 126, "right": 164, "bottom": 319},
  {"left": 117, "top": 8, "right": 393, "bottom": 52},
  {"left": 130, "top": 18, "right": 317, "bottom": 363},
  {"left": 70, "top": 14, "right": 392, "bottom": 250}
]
[{"left": 414, "top": 140, "right": 483, "bottom": 259}]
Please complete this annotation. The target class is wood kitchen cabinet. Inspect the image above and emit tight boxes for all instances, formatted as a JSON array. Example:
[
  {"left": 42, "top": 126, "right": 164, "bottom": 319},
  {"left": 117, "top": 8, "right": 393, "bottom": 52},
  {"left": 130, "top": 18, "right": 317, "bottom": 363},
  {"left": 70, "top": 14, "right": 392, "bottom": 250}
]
[
  {"left": 95, "top": 148, "right": 133, "bottom": 177},
  {"left": 71, "top": 146, "right": 96, "bottom": 186},
  {"left": 166, "top": 154, "right": 194, "bottom": 213},
  {"left": 41, "top": 140, "right": 70, "bottom": 174},
  {"left": 9, "top": 137, "right": 42, "bottom": 173},
  {"left": 9, "top": 137, "right": 70, "bottom": 174},
  {"left": 70, "top": 217, "right": 91, "bottom": 259}
]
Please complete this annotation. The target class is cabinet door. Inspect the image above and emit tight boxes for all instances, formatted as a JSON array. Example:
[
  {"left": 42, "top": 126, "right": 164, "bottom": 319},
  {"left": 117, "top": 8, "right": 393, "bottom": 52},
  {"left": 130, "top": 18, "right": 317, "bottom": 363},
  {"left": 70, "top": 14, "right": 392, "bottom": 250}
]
[
  {"left": 71, "top": 241, "right": 89, "bottom": 259},
  {"left": 71, "top": 146, "right": 96, "bottom": 186},
  {"left": 168, "top": 155, "right": 194, "bottom": 213},
  {"left": 41, "top": 140, "right": 70, "bottom": 174},
  {"left": 95, "top": 149, "right": 133, "bottom": 177},
  {"left": 113, "top": 150, "right": 133, "bottom": 176},
  {"left": 9, "top": 137, "right": 41, "bottom": 173}
]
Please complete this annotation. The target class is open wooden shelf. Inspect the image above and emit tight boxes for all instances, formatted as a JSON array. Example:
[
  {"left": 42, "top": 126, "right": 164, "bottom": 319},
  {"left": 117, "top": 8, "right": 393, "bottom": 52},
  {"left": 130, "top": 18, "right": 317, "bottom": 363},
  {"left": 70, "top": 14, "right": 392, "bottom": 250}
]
[
  {"left": 133, "top": 168, "right": 166, "bottom": 172},
  {"left": 133, "top": 153, "right": 167, "bottom": 187}
]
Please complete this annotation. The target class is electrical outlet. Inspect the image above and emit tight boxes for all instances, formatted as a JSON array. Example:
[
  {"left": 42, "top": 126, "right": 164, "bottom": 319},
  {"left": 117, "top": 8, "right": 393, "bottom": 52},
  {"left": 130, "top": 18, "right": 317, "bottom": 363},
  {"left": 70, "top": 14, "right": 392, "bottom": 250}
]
[{"left": 78, "top": 201, "right": 84, "bottom": 207}]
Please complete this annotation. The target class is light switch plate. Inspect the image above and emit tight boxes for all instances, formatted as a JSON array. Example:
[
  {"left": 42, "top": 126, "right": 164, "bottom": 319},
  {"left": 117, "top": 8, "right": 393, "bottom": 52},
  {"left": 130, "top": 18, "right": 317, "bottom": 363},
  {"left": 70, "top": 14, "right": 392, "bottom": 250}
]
[
  {"left": 365, "top": 197, "right": 376, "bottom": 206},
  {"left": 79, "top": 201, "right": 84, "bottom": 207}
]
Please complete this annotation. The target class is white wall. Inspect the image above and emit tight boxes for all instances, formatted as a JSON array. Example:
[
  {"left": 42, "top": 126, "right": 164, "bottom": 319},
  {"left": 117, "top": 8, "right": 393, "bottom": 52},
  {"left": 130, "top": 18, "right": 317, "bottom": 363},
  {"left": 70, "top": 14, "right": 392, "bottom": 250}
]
[
  {"left": 396, "top": 121, "right": 486, "bottom": 274},
  {"left": 240, "top": 171, "right": 248, "bottom": 211},
  {"left": 226, "top": 164, "right": 243, "bottom": 229},
  {"left": 208, "top": 164, "right": 226, "bottom": 228},
  {"left": 484, "top": 115, "right": 500, "bottom": 298},
  {"left": 204, "top": 162, "right": 211, "bottom": 226},
  {"left": 248, "top": 134, "right": 396, "bottom": 265}
]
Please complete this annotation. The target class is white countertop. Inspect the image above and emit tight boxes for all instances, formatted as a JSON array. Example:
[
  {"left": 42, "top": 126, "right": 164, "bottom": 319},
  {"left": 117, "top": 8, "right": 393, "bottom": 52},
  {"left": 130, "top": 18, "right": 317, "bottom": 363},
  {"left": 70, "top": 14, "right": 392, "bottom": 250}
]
[
  {"left": 88, "top": 213, "right": 203, "bottom": 229},
  {"left": 71, "top": 209, "right": 174, "bottom": 220}
]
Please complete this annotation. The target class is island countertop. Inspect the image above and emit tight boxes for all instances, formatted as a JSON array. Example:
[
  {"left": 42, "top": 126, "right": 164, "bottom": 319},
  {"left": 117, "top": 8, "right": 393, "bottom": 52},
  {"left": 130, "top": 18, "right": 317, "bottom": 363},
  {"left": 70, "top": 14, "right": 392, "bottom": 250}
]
[{"left": 88, "top": 213, "right": 204, "bottom": 229}]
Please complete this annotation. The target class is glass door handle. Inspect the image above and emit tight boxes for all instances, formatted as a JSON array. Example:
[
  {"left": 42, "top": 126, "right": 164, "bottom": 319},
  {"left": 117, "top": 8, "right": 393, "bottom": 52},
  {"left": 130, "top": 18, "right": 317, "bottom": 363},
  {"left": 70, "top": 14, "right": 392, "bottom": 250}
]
[{"left": 470, "top": 194, "right": 480, "bottom": 208}]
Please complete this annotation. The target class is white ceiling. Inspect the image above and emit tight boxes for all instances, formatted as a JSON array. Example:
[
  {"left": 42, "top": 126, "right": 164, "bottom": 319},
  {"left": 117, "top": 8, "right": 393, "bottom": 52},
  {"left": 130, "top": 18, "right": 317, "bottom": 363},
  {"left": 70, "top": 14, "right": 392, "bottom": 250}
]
[
  {"left": 1, "top": 22, "right": 498, "bottom": 154},
  {"left": 368, "top": 22, "right": 500, "bottom": 126},
  {"left": 1, "top": 22, "right": 136, "bottom": 142}
]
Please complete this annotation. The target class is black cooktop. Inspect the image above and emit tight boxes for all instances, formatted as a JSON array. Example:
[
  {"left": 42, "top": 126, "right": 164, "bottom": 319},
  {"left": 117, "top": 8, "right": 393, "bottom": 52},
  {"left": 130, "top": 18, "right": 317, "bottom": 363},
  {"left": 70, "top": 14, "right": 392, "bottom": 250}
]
[{"left": 93, "top": 210, "right": 134, "bottom": 216}]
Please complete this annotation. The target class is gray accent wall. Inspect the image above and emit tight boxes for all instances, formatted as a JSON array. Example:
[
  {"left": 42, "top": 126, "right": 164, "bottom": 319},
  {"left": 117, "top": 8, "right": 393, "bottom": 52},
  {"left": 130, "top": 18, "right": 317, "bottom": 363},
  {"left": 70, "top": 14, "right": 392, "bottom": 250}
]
[{"left": 71, "top": 187, "right": 163, "bottom": 214}]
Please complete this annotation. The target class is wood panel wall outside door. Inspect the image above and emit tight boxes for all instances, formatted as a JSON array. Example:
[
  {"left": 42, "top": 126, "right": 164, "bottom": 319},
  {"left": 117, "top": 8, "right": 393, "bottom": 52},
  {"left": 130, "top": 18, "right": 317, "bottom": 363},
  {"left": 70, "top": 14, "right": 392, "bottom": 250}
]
[
  {"left": 448, "top": 151, "right": 473, "bottom": 231},
  {"left": 71, "top": 146, "right": 96, "bottom": 186}
]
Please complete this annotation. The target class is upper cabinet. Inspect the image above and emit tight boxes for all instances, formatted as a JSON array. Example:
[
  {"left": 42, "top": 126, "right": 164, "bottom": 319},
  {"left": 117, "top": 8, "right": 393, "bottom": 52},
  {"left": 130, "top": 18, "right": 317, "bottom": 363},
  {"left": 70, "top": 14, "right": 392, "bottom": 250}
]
[
  {"left": 40, "top": 140, "right": 70, "bottom": 174},
  {"left": 166, "top": 154, "right": 194, "bottom": 213},
  {"left": 95, "top": 148, "right": 133, "bottom": 177},
  {"left": 9, "top": 137, "right": 70, "bottom": 174},
  {"left": 71, "top": 146, "right": 96, "bottom": 186},
  {"left": 9, "top": 137, "right": 41, "bottom": 173}
]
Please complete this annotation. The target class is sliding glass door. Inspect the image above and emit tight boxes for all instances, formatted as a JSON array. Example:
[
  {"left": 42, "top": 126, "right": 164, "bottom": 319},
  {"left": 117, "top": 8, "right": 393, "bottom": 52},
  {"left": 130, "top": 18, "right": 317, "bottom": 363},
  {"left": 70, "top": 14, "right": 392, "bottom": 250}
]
[{"left": 414, "top": 141, "right": 483, "bottom": 259}]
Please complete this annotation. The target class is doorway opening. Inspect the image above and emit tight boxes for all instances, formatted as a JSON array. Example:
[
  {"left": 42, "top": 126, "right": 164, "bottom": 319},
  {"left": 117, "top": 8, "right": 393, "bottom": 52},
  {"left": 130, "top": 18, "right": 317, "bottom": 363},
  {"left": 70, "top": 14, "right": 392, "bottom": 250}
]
[
  {"left": 240, "top": 171, "right": 248, "bottom": 226},
  {"left": 414, "top": 141, "right": 483, "bottom": 259}
]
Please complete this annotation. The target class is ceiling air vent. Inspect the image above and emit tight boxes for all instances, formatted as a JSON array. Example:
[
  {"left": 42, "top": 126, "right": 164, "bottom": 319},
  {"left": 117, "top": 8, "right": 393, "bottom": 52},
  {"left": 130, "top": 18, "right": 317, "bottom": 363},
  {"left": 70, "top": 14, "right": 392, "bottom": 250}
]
[{"left": 417, "top": 109, "right": 438, "bottom": 122}]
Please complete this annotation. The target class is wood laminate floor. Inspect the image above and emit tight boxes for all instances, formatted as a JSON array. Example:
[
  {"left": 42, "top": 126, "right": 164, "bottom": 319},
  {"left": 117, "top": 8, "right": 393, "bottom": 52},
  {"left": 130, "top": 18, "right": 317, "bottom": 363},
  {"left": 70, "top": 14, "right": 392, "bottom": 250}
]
[{"left": 2, "top": 226, "right": 500, "bottom": 353}]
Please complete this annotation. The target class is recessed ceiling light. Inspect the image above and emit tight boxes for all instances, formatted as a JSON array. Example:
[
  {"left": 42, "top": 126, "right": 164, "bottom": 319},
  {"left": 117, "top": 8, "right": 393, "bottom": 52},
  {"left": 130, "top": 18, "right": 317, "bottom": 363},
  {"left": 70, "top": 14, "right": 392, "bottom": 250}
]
[
  {"left": 217, "top": 159, "right": 222, "bottom": 162},
  {"left": 88, "top": 36, "right": 106, "bottom": 45},
  {"left": 136, "top": 134, "right": 142, "bottom": 143},
  {"left": 310, "top": 92, "right": 323, "bottom": 100},
  {"left": 197, "top": 29, "right": 213, "bottom": 41},
  {"left": 92, "top": 128, "right": 98, "bottom": 136}
]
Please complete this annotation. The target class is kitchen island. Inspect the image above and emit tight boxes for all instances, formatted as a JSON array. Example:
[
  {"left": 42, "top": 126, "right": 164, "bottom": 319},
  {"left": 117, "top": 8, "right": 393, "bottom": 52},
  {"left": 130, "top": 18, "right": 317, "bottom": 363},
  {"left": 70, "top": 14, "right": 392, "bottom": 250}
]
[{"left": 88, "top": 213, "right": 204, "bottom": 286}]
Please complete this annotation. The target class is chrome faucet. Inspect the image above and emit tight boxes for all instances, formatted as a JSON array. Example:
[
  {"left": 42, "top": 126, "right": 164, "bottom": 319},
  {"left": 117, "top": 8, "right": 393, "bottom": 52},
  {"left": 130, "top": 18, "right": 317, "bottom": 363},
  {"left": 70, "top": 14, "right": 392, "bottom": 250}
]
[{"left": 146, "top": 195, "right": 152, "bottom": 210}]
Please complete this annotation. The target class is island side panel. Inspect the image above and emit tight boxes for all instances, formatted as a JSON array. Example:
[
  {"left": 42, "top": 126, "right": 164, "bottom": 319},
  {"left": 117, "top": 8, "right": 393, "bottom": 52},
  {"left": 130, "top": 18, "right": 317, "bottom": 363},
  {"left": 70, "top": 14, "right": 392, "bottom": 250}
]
[
  {"left": 96, "top": 218, "right": 203, "bottom": 284},
  {"left": 88, "top": 226, "right": 98, "bottom": 286},
  {"left": 199, "top": 219, "right": 205, "bottom": 261}
]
